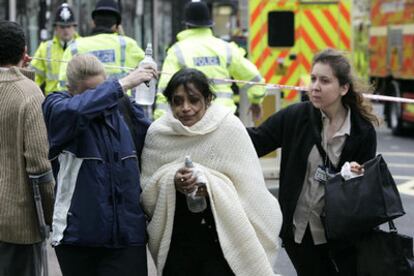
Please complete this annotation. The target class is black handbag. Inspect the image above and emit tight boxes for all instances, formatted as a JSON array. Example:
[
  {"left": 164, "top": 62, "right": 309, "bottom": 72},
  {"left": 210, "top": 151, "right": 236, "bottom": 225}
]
[
  {"left": 324, "top": 154, "right": 405, "bottom": 240},
  {"left": 356, "top": 221, "right": 414, "bottom": 276}
]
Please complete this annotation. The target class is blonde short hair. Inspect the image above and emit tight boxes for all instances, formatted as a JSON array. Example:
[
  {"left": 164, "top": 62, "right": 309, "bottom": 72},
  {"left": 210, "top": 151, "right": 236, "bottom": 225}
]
[{"left": 66, "top": 54, "right": 106, "bottom": 93}]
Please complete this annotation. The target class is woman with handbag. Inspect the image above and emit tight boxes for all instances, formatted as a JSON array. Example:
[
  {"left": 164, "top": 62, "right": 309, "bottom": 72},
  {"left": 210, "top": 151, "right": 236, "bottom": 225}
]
[{"left": 248, "top": 48, "right": 380, "bottom": 276}]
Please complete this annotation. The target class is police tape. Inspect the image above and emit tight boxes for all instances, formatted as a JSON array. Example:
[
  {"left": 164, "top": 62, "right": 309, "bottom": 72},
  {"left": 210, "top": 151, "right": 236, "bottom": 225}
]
[
  {"left": 212, "top": 77, "right": 414, "bottom": 104},
  {"left": 210, "top": 77, "right": 308, "bottom": 92},
  {"left": 31, "top": 57, "right": 414, "bottom": 104},
  {"left": 363, "top": 94, "right": 414, "bottom": 104},
  {"left": 31, "top": 57, "right": 136, "bottom": 71},
  {"left": 32, "top": 57, "right": 309, "bottom": 91}
]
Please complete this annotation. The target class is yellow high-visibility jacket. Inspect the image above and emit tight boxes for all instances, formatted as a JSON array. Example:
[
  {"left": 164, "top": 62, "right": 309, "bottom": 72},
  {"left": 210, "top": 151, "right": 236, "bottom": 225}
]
[
  {"left": 31, "top": 33, "right": 80, "bottom": 95},
  {"left": 155, "top": 28, "right": 265, "bottom": 119},
  {"left": 58, "top": 33, "right": 144, "bottom": 91}
]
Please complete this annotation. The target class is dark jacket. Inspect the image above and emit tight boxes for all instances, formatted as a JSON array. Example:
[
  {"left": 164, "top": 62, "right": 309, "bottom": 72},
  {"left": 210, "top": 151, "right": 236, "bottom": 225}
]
[
  {"left": 42, "top": 79, "right": 150, "bottom": 248},
  {"left": 247, "top": 102, "right": 377, "bottom": 241}
]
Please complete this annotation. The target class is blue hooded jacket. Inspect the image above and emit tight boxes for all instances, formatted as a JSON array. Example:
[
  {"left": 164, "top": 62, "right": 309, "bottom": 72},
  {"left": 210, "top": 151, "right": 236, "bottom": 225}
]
[{"left": 42, "top": 79, "right": 150, "bottom": 248}]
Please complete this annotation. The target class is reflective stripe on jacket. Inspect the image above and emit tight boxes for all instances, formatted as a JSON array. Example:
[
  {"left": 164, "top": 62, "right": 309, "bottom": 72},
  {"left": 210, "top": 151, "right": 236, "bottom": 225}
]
[
  {"left": 58, "top": 33, "right": 144, "bottom": 91},
  {"left": 155, "top": 28, "right": 265, "bottom": 119},
  {"left": 31, "top": 33, "right": 80, "bottom": 95}
]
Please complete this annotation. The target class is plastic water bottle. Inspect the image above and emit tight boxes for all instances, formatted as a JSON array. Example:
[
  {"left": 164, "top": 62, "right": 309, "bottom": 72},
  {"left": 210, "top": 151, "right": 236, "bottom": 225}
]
[
  {"left": 135, "top": 43, "right": 157, "bottom": 105},
  {"left": 184, "top": 156, "right": 207, "bottom": 213}
]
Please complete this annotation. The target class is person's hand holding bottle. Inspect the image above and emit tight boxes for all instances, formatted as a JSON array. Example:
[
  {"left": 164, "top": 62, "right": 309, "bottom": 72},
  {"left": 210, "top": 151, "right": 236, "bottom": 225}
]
[
  {"left": 174, "top": 167, "right": 208, "bottom": 197},
  {"left": 118, "top": 64, "right": 157, "bottom": 92},
  {"left": 174, "top": 157, "right": 208, "bottom": 199}
]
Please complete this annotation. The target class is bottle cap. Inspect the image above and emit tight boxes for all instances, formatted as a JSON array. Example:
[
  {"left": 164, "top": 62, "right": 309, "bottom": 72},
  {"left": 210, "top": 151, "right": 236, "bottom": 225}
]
[
  {"left": 145, "top": 43, "right": 153, "bottom": 56},
  {"left": 185, "top": 156, "right": 193, "bottom": 168}
]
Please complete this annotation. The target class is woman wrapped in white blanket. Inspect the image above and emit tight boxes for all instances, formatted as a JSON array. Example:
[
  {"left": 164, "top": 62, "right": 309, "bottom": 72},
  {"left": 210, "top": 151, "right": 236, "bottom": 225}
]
[{"left": 140, "top": 68, "right": 283, "bottom": 276}]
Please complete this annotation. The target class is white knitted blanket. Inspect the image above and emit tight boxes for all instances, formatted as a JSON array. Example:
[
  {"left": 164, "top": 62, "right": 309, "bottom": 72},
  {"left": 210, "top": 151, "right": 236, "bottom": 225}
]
[{"left": 140, "top": 104, "right": 282, "bottom": 276}]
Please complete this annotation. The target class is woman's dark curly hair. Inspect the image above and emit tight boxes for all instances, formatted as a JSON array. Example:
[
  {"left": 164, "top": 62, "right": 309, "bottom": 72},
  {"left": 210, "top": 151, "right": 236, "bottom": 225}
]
[{"left": 163, "top": 68, "right": 216, "bottom": 104}]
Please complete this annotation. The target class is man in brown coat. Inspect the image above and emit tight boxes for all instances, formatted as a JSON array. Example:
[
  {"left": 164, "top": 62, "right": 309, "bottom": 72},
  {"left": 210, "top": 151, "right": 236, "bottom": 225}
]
[{"left": 0, "top": 20, "right": 54, "bottom": 276}]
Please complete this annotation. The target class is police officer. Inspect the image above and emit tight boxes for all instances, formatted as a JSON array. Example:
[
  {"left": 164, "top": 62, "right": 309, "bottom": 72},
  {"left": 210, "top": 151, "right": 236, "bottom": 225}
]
[
  {"left": 154, "top": 0, "right": 266, "bottom": 120},
  {"left": 31, "top": 3, "right": 79, "bottom": 95},
  {"left": 354, "top": 23, "right": 368, "bottom": 80},
  {"left": 58, "top": 0, "right": 145, "bottom": 91}
]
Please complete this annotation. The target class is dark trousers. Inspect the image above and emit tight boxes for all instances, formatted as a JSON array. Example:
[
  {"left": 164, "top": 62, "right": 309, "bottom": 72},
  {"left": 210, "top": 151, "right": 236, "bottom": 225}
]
[
  {"left": 163, "top": 241, "right": 234, "bottom": 276},
  {"left": 55, "top": 244, "right": 147, "bottom": 276},
  {"left": 0, "top": 241, "right": 41, "bottom": 276},
  {"left": 284, "top": 228, "right": 356, "bottom": 276}
]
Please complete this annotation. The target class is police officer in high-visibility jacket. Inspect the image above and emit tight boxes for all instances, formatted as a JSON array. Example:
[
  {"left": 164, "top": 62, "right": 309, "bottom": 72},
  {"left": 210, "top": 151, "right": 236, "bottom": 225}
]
[
  {"left": 58, "top": 0, "right": 144, "bottom": 91},
  {"left": 154, "top": 1, "right": 266, "bottom": 120},
  {"left": 31, "top": 3, "right": 80, "bottom": 95}
]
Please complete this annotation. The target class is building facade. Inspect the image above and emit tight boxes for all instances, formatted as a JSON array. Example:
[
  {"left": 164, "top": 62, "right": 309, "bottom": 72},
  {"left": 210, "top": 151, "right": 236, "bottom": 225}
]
[{"left": 3, "top": 0, "right": 243, "bottom": 64}]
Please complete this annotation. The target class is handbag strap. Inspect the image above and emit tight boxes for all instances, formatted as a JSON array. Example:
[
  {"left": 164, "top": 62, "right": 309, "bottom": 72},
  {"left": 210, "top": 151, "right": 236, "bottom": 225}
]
[
  {"left": 310, "top": 117, "right": 337, "bottom": 171},
  {"left": 315, "top": 142, "right": 337, "bottom": 170},
  {"left": 388, "top": 220, "right": 397, "bottom": 233},
  {"left": 308, "top": 105, "right": 339, "bottom": 171}
]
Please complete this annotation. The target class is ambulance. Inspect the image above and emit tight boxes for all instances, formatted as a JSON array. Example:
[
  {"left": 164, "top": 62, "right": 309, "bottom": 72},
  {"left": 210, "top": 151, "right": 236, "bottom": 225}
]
[
  {"left": 248, "top": 0, "right": 352, "bottom": 121},
  {"left": 369, "top": 0, "right": 414, "bottom": 134},
  {"left": 246, "top": 0, "right": 353, "bottom": 179}
]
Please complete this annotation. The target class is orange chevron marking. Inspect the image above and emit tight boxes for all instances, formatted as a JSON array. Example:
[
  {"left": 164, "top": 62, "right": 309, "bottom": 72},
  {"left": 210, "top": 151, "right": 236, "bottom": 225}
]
[
  {"left": 250, "top": 0, "right": 269, "bottom": 25},
  {"left": 304, "top": 10, "right": 334, "bottom": 47},
  {"left": 299, "top": 53, "right": 311, "bottom": 72},
  {"left": 279, "top": 58, "right": 299, "bottom": 85},
  {"left": 278, "top": 0, "right": 288, "bottom": 7},
  {"left": 264, "top": 51, "right": 288, "bottom": 82},
  {"left": 339, "top": 28, "right": 351, "bottom": 49},
  {"left": 339, "top": 2, "right": 350, "bottom": 24},
  {"left": 322, "top": 9, "right": 350, "bottom": 49},
  {"left": 299, "top": 27, "right": 317, "bottom": 52},
  {"left": 251, "top": 22, "right": 267, "bottom": 53},
  {"left": 285, "top": 90, "right": 298, "bottom": 101},
  {"left": 254, "top": 47, "right": 271, "bottom": 69}
]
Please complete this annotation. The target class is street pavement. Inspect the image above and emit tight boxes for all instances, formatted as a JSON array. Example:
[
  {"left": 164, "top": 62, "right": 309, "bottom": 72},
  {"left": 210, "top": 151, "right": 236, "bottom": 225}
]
[{"left": 46, "top": 106, "right": 414, "bottom": 276}]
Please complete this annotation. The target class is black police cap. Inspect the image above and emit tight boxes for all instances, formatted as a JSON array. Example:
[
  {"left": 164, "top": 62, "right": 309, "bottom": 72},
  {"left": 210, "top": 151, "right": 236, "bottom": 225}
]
[
  {"left": 184, "top": 1, "right": 214, "bottom": 27},
  {"left": 92, "top": 0, "right": 121, "bottom": 25},
  {"left": 54, "top": 3, "right": 77, "bottom": 26}
]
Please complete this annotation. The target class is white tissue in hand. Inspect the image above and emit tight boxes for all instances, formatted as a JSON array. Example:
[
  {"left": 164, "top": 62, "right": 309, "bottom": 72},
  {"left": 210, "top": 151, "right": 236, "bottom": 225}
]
[
  {"left": 193, "top": 167, "right": 207, "bottom": 184},
  {"left": 340, "top": 161, "right": 362, "bottom": 180}
]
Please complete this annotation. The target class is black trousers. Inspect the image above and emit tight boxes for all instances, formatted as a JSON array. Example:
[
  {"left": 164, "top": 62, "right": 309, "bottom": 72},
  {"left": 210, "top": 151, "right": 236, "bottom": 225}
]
[
  {"left": 284, "top": 228, "right": 356, "bottom": 276},
  {"left": 55, "top": 244, "right": 147, "bottom": 276},
  {"left": 163, "top": 241, "right": 234, "bottom": 276},
  {"left": 0, "top": 241, "right": 41, "bottom": 276}
]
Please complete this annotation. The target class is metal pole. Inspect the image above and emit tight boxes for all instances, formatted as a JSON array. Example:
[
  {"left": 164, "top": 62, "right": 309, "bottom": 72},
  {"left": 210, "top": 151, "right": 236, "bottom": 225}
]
[
  {"left": 152, "top": 0, "right": 159, "bottom": 62},
  {"left": 32, "top": 183, "right": 49, "bottom": 276},
  {"left": 9, "top": 0, "right": 16, "bottom": 21},
  {"left": 29, "top": 172, "right": 53, "bottom": 276},
  {"left": 239, "top": 89, "right": 253, "bottom": 127}
]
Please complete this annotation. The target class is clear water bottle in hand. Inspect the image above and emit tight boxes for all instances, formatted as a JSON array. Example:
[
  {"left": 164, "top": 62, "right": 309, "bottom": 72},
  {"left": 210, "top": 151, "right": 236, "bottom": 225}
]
[
  {"left": 184, "top": 156, "right": 207, "bottom": 213},
  {"left": 135, "top": 43, "right": 157, "bottom": 105}
]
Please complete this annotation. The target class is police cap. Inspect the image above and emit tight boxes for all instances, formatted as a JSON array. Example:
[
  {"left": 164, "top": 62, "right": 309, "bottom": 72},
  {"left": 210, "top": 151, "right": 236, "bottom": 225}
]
[
  {"left": 92, "top": 0, "right": 121, "bottom": 25},
  {"left": 184, "top": 1, "right": 214, "bottom": 27},
  {"left": 54, "top": 3, "right": 77, "bottom": 26}
]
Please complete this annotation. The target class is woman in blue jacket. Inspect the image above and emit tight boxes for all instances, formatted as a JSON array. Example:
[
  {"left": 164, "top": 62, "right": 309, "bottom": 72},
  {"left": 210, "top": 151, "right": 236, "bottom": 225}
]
[
  {"left": 42, "top": 54, "right": 157, "bottom": 276},
  {"left": 248, "top": 48, "right": 379, "bottom": 276}
]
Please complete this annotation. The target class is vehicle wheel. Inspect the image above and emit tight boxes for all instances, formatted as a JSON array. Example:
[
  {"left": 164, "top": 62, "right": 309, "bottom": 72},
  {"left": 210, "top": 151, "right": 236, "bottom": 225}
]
[{"left": 386, "top": 81, "right": 404, "bottom": 135}]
